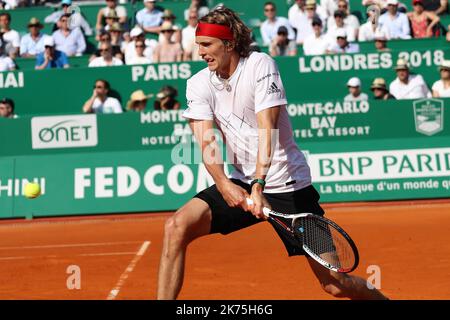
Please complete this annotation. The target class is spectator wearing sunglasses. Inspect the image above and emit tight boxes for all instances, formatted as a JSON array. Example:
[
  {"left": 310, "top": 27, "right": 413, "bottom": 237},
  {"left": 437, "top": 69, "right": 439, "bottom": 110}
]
[
  {"left": 52, "top": 14, "right": 86, "bottom": 57},
  {"left": 126, "top": 40, "right": 152, "bottom": 65},
  {"left": 82, "top": 79, "right": 123, "bottom": 114},
  {"left": 89, "top": 42, "right": 123, "bottom": 67},
  {"left": 158, "top": 9, "right": 182, "bottom": 44},
  {"left": 20, "top": 18, "right": 49, "bottom": 58},
  {"left": 260, "top": 2, "right": 295, "bottom": 46},
  {"left": 35, "top": 37, "right": 69, "bottom": 70},
  {"left": 44, "top": 0, "right": 93, "bottom": 36},
  {"left": 153, "top": 21, "right": 183, "bottom": 63},
  {"left": 326, "top": 0, "right": 360, "bottom": 31}
]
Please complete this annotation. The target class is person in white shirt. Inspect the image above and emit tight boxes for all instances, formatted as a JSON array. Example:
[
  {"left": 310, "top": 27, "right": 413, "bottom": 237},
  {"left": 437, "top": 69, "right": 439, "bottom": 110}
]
[
  {"left": 82, "top": 79, "right": 122, "bottom": 114},
  {"left": 0, "top": 39, "right": 15, "bottom": 71},
  {"left": 20, "top": 18, "right": 48, "bottom": 58},
  {"left": 303, "top": 17, "right": 332, "bottom": 55},
  {"left": 378, "top": 0, "right": 411, "bottom": 39},
  {"left": 389, "top": 59, "right": 431, "bottom": 99},
  {"left": 344, "top": 77, "right": 369, "bottom": 101},
  {"left": 358, "top": 10, "right": 391, "bottom": 41},
  {"left": 124, "top": 27, "right": 157, "bottom": 64},
  {"left": 260, "top": 1, "right": 295, "bottom": 45},
  {"left": 326, "top": 0, "right": 360, "bottom": 32},
  {"left": 182, "top": 9, "right": 201, "bottom": 61},
  {"left": 157, "top": 6, "right": 388, "bottom": 302},
  {"left": 292, "top": 0, "right": 326, "bottom": 44},
  {"left": 126, "top": 40, "right": 152, "bottom": 65},
  {"left": 326, "top": 10, "right": 356, "bottom": 42},
  {"left": 288, "top": 0, "right": 306, "bottom": 26},
  {"left": 89, "top": 43, "right": 123, "bottom": 67},
  {"left": 0, "top": 12, "right": 20, "bottom": 58},
  {"left": 432, "top": 60, "right": 450, "bottom": 98},
  {"left": 327, "top": 29, "right": 360, "bottom": 53}
]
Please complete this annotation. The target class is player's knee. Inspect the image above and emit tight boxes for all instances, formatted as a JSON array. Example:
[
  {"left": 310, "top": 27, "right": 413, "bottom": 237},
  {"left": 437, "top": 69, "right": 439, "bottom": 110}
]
[{"left": 164, "top": 214, "right": 189, "bottom": 246}]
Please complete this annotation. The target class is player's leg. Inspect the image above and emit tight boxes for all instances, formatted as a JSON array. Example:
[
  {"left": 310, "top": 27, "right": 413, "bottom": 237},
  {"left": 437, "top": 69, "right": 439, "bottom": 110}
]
[
  {"left": 157, "top": 197, "right": 212, "bottom": 300},
  {"left": 307, "top": 257, "right": 388, "bottom": 300}
]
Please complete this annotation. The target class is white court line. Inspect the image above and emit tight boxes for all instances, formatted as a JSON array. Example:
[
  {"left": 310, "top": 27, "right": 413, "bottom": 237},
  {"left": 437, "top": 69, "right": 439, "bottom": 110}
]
[
  {"left": 0, "top": 241, "right": 142, "bottom": 251},
  {"left": 106, "top": 241, "right": 151, "bottom": 300},
  {"left": 0, "top": 252, "right": 137, "bottom": 260}
]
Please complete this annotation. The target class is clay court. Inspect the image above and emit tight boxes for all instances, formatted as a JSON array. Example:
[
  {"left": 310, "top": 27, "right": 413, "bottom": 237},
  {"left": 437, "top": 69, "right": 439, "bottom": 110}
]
[{"left": 0, "top": 199, "right": 449, "bottom": 300}]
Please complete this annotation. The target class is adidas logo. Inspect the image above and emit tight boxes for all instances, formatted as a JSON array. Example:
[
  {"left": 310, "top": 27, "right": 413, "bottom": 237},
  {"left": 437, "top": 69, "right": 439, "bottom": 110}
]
[{"left": 267, "top": 82, "right": 281, "bottom": 94}]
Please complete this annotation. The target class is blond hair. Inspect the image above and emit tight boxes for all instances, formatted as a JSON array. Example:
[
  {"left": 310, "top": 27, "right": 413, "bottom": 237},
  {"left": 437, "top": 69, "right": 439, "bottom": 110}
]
[{"left": 199, "top": 6, "right": 253, "bottom": 58}]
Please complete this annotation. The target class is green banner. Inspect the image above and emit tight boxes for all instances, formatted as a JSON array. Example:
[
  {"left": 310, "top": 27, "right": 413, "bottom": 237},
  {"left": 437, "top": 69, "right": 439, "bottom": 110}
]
[{"left": 1, "top": 98, "right": 450, "bottom": 219}]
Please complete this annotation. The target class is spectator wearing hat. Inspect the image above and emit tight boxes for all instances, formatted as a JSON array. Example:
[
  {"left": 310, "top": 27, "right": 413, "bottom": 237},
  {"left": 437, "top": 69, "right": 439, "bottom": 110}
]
[
  {"left": 109, "top": 23, "right": 124, "bottom": 58},
  {"left": 182, "top": 9, "right": 201, "bottom": 61},
  {"left": 44, "top": 0, "right": 93, "bottom": 36},
  {"left": 102, "top": 10, "right": 120, "bottom": 33},
  {"left": 371, "top": 78, "right": 396, "bottom": 99},
  {"left": 20, "top": 18, "right": 48, "bottom": 57},
  {"left": 362, "top": 0, "right": 409, "bottom": 12},
  {"left": 160, "top": 10, "right": 182, "bottom": 43},
  {"left": 378, "top": 0, "right": 411, "bottom": 39},
  {"left": 154, "top": 85, "right": 180, "bottom": 110},
  {"left": 327, "top": 29, "right": 360, "bottom": 53},
  {"left": 126, "top": 40, "right": 152, "bottom": 65},
  {"left": 136, "top": 0, "right": 164, "bottom": 34},
  {"left": 326, "top": 10, "right": 357, "bottom": 42},
  {"left": 407, "top": 0, "right": 440, "bottom": 38},
  {"left": 0, "top": 98, "right": 17, "bottom": 119},
  {"left": 52, "top": 14, "right": 86, "bottom": 57},
  {"left": 269, "top": 26, "right": 297, "bottom": 57},
  {"left": 96, "top": 0, "right": 127, "bottom": 33},
  {"left": 124, "top": 26, "right": 157, "bottom": 64},
  {"left": 389, "top": 58, "right": 431, "bottom": 99},
  {"left": 374, "top": 30, "right": 390, "bottom": 51},
  {"left": 358, "top": 9, "right": 391, "bottom": 41},
  {"left": 326, "top": 0, "right": 360, "bottom": 32},
  {"left": 344, "top": 77, "right": 369, "bottom": 101},
  {"left": 184, "top": 0, "right": 209, "bottom": 21},
  {"left": 35, "top": 37, "right": 69, "bottom": 70},
  {"left": 0, "top": 40, "right": 15, "bottom": 71},
  {"left": 421, "top": 0, "right": 448, "bottom": 15},
  {"left": 0, "top": 13, "right": 20, "bottom": 59},
  {"left": 83, "top": 79, "right": 122, "bottom": 114},
  {"left": 432, "top": 60, "right": 450, "bottom": 97},
  {"left": 260, "top": 2, "right": 295, "bottom": 46},
  {"left": 291, "top": 0, "right": 326, "bottom": 44},
  {"left": 153, "top": 22, "right": 183, "bottom": 63},
  {"left": 89, "top": 42, "right": 123, "bottom": 67},
  {"left": 127, "top": 90, "right": 151, "bottom": 112},
  {"left": 303, "top": 17, "right": 332, "bottom": 55}
]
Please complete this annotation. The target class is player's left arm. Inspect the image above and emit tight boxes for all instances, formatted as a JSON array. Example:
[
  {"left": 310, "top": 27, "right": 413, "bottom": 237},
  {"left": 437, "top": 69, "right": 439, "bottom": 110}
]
[{"left": 249, "top": 106, "right": 281, "bottom": 218}]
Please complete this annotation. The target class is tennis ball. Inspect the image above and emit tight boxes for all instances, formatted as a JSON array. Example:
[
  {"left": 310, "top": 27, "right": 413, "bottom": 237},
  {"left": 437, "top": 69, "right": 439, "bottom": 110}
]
[{"left": 24, "top": 182, "right": 41, "bottom": 199}]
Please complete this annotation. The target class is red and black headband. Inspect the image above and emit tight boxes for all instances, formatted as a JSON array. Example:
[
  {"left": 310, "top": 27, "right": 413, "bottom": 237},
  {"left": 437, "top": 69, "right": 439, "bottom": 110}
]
[{"left": 195, "top": 22, "right": 234, "bottom": 40}]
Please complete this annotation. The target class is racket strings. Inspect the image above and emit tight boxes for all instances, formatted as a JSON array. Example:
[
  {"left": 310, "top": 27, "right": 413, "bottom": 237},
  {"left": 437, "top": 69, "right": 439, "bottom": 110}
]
[{"left": 295, "top": 217, "right": 356, "bottom": 271}]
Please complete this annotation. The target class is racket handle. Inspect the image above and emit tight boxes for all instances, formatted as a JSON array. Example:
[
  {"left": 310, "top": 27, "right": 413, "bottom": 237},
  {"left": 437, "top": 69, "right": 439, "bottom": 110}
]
[{"left": 246, "top": 198, "right": 271, "bottom": 217}]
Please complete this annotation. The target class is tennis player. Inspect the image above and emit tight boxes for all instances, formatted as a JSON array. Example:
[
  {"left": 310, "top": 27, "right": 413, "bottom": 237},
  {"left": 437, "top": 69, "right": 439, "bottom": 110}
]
[{"left": 157, "top": 6, "right": 388, "bottom": 300}]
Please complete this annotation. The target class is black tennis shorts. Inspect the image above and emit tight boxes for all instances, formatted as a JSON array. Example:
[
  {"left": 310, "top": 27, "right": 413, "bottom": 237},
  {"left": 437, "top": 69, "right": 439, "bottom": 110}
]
[{"left": 194, "top": 179, "right": 325, "bottom": 256}]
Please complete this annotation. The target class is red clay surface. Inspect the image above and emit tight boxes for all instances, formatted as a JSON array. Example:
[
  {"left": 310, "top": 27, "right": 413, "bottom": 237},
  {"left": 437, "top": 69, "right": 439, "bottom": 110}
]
[{"left": 0, "top": 200, "right": 449, "bottom": 300}]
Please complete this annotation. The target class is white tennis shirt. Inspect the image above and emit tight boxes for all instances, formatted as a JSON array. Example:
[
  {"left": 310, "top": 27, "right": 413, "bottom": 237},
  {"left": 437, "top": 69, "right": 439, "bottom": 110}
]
[{"left": 183, "top": 52, "right": 311, "bottom": 193}]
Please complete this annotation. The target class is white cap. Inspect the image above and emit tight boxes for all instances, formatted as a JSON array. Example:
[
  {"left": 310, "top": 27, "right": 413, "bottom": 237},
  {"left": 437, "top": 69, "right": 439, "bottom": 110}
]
[
  {"left": 335, "top": 28, "right": 347, "bottom": 38},
  {"left": 130, "top": 26, "right": 144, "bottom": 38},
  {"left": 347, "top": 77, "right": 361, "bottom": 87},
  {"left": 44, "top": 36, "right": 55, "bottom": 47},
  {"left": 144, "top": 0, "right": 156, "bottom": 2},
  {"left": 387, "top": 0, "right": 399, "bottom": 5}
]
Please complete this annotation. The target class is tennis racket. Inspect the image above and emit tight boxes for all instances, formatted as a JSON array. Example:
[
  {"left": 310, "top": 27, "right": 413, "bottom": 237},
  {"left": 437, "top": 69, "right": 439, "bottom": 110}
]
[{"left": 246, "top": 198, "right": 359, "bottom": 273}]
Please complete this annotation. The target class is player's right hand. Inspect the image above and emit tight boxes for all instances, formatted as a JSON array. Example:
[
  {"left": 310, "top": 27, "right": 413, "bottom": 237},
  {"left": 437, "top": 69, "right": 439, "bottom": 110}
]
[{"left": 217, "top": 180, "right": 250, "bottom": 210}]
